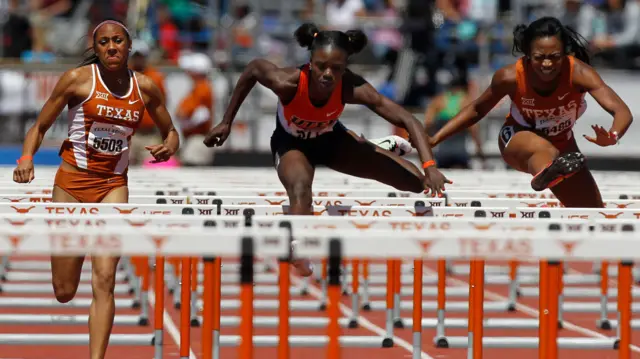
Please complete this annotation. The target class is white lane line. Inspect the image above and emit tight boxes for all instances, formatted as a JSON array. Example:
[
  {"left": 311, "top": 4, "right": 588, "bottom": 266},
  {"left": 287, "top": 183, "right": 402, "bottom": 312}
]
[
  {"left": 149, "top": 289, "right": 197, "bottom": 359},
  {"left": 287, "top": 268, "right": 434, "bottom": 359},
  {"left": 422, "top": 265, "right": 640, "bottom": 353}
]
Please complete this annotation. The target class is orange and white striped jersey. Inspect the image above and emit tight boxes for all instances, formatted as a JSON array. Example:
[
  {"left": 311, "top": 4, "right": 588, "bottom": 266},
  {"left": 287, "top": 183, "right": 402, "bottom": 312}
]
[
  {"left": 59, "top": 64, "right": 145, "bottom": 175},
  {"left": 506, "top": 56, "right": 587, "bottom": 142}
]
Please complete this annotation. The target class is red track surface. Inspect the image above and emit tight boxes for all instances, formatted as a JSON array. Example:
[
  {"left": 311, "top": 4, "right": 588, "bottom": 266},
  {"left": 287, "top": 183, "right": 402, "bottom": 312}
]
[{"left": 1, "top": 258, "right": 638, "bottom": 359}]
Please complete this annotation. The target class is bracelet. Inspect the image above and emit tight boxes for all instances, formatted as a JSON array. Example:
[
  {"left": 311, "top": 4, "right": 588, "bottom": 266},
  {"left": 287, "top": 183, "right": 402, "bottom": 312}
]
[
  {"left": 16, "top": 155, "right": 32, "bottom": 164},
  {"left": 611, "top": 131, "right": 620, "bottom": 145},
  {"left": 422, "top": 160, "right": 436, "bottom": 169}
]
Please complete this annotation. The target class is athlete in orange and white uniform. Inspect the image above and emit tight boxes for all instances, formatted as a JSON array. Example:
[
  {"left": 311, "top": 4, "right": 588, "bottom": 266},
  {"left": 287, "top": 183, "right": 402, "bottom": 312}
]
[
  {"left": 430, "top": 16, "right": 633, "bottom": 208},
  {"left": 13, "top": 19, "right": 179, "bottom": 359},
  {"left": 204, "top": 23, "right": 450, "bottom": 277}
]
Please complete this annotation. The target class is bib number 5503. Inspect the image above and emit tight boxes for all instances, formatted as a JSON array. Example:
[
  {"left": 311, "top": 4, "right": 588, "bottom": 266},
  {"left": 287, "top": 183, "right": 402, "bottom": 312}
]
[{"left": 92, "top": 137, "right": 123, "bottom": 153}]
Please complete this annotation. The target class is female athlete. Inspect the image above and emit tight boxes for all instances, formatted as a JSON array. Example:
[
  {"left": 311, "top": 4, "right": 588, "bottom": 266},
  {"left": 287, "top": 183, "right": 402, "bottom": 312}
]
[
  {"left": 13, "top": 19, "right": 179, "bottom": 359},
  {"left": 430, "top": 16, "right": 633, "bottom": 207},
  {"left": 204, "top": 23, "right": 450, "bottom": 276}
]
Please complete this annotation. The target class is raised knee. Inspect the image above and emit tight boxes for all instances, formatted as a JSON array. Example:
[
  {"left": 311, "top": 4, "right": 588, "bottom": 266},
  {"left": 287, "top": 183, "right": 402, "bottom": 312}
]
[
  {"left": 53, "top": 282, "right": 78, "bottom": 303},
  {"left": 92, "top": 269, "right": 116, "bottom": 297}
]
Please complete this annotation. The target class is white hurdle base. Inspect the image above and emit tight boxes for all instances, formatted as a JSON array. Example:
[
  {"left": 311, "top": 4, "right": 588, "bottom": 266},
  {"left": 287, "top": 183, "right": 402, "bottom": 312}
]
[
  {"left": 404, "top": 318, "right": 539, "bottom": 329},
  {"left": 441, "top": 336, "right": 617, "bottom": 349},
  {"left": 0, "top": 283, "right": 132, "bottom": 295},
  {"left": 0, "top": 333, "right": 155, "bottom": 345},
  {"left": 217, "top": 335, "right": 387, "bottom": 347},
  {"left": 519, "top": 286, "right": 640, "bottom": 298},
  {"left": 598, "top": 319, "right": 640, "bottom": 329},
  {"left": 0, "top": 314, "right": 147, "bottom": 326},
  {"left": 3, "top": 271, "right": 128, "bottom": 282},
  {"left": 0, "top": 297, "right": 137, "bottom": 308}
]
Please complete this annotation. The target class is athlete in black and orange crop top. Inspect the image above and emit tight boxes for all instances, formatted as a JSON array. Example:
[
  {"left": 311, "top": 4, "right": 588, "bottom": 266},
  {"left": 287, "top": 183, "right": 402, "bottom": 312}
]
[
  {"left": 430, "top": 16, "right": 632, "bottom": 209},
  {"left": 203, "top": 23, "right": 450, "bottom": 277}
]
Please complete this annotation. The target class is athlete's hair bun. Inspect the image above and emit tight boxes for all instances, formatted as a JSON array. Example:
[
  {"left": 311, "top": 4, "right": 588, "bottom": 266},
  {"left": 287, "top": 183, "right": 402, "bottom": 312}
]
[
  {"left": 345, "top": 29, "right": 368, "bottom": 55},
  {"left": 295, "top": 23, "right": 320, "bottom": 49}
]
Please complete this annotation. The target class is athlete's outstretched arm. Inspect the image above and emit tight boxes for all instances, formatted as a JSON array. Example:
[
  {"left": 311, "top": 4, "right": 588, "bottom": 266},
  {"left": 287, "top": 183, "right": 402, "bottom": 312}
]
[
  {"left": 14, "top": 69, "right": 79, "bottom": 183},
  {"left": 430, "top": 67, "right": 513, "bottom": 147},
  {"left": 572, "top": 61, "right": 633, "bottom": 144},
  {"left": 204, "top": 58, "right": 297, "bottom": 147},
  {"left": 138, "top": 74, "right": 180, "bottom": 162}
]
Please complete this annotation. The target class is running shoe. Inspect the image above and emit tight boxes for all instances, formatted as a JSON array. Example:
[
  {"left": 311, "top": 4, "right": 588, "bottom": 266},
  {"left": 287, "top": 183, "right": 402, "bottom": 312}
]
[
  {"left": 370, "top": 135, "right": 413, "bottom": 156},
  {"left": 530, "top": 152, "right": 585, "bottom": 191}
]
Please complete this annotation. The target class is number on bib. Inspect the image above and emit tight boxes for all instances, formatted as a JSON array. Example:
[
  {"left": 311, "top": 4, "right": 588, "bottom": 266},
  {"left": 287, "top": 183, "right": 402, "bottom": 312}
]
[{"left": 88, "top": 122, "right": 132, "bottom": 155}]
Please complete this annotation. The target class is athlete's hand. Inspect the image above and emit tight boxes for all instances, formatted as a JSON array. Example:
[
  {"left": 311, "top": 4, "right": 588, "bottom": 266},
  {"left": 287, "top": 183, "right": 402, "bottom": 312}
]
[
  {"left": 583, "top": 125, "right": 618, "bottom": 147},
  {"left": 145, "top": 144, "right": 174, "bottom": 163},
  {"left": 13, "top": 158, "right": 34, "bottom": 184},
  {"left": 203, "top": 122, "right": 231, "bottom": 147},
  {"left": 423, "top": 167, "right": 452, "bottom": 197}
]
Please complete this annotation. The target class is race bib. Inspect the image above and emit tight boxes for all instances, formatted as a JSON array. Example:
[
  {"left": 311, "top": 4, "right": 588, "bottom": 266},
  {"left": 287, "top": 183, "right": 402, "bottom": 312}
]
[
  {"left": 280, "top": 116, "right": 337, "bottom": 140},
  {"left": 88, "top": 122, "right": 132, "bottom": 155},
  {"left": 535, "top": 117, "right": 575, "bottom": 137}
]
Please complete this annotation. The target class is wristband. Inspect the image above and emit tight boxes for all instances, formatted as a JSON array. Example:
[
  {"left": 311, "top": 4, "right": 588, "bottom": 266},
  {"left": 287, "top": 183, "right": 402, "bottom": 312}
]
[
  {"left": 611, "top": 131, "right": 619, "bottom": 145},
  {"left": 16, "top": 155, "right": 32, "bottom": 164},
  {"left": 422, "top": 160, "right": 436, "bottom": 169}
]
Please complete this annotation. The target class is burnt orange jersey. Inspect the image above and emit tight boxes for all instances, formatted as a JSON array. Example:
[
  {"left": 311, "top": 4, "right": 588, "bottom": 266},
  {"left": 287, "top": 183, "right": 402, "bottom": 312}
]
[
  {"left": 277, "top": 64, "right": 345, "bottom": 139},
  {"left": 506, "top": 56, "right": 587, "bottom": 142},
  {"left": 59, "top": 64, "right": 145, "bottom": 175}
]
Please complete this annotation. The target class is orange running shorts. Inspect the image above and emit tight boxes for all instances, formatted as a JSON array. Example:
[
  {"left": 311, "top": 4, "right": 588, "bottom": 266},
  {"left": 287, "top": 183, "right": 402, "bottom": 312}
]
[{"left": 53, "top": 167, "right": 127, "bottom": 203}]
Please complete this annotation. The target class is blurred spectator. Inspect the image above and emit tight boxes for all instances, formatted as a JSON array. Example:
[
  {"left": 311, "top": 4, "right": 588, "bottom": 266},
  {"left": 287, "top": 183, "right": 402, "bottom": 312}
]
[
  {"left": 27, "top": 0, "right": 90, "bottom": 57},
  {"left": 423, "top": 71, "right": 484, "bottom": 169},
  {"left": 231, "top": 4, "right": 257, "bottom": 49},
  {"left": 369, "top": 0, "right": 402, "bottom": 62},
  {"left": 176, "top": 52, "right": 216, "bottom": 166},
  {"left": 1, "top": 0, "right": 32, "bottom": 59},
  {"left": 155, "top": 3, "right": 181, "bottom": 63},
  {"left": 592, "top": 0, "right": 640, "bottom": 69},
  {"left": 325, "top": 0, "right": 366, "bottom": 31},
  {"left": 128, "top": 40, "right": 168, "bottom": 166}
]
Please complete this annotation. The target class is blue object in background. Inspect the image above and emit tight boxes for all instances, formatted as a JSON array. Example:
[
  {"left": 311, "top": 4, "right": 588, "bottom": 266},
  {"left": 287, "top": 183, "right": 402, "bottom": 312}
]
[{"left": 0, "top": 147, "right": 61, "bottom": 166}]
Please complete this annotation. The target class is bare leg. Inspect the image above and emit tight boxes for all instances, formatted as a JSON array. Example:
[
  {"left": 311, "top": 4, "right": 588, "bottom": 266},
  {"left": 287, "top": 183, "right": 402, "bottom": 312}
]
[
  {"left": 275, "top": 150, "right": 315, "bottom": 277},
  {"left": 50, "top": 185, "right": 85, "bottom": 303},
  {"left": 88, "top": 186, "right": 128, "bottom": 359}
]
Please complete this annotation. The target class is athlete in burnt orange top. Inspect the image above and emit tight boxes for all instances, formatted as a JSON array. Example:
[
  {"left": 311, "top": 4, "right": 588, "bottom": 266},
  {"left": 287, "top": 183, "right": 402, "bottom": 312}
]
[
  {"left": 430, "top": 16, "right": 633, "bottom": 208},
  {"left": 204, "top": 23, "right": 450, "bottom": 276},
  {"left": 12, "top": 19, "right": 179, "bottom": 359}
]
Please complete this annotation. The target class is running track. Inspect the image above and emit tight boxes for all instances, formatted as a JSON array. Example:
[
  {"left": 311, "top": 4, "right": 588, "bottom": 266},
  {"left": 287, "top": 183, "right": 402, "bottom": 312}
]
[{"left": 1, "top": 258, "right": 638, "bottom": 359}]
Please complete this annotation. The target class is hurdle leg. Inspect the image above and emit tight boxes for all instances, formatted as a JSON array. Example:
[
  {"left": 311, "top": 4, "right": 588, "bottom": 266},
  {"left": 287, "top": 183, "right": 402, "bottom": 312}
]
[
  {"left": 327, "top": 239, "right": 342, "bottom": 359},
  {"left": 617, "top": 261, "right": 632, "bottom": 359},
  {"left": 202, "top": 257, "right": 214, "bottom": 359},
  {"left": 239, "top": 238, "right": 254, "bottom": 359},
  {"left": 538, "top": 261, "right": 549, "bottom": 359},
  {"left": 507, "top": 260, "right": 518, "bottom": 311},
  {"left": 598, "top": 261, "right": 611, "bottom": 329},
  {"left": 472, "top": 260, "right": 485, "bottom": 359},
  {"left": 547, "top": 261, "right": 560, "bottom": 359},
  {"left": 361, "top": 260, "right": 371, "bottom": 311},
  {"left": 213, "top": 258, "right": 222, "bottom": 359},
  {"left": 342, "top": 260, "right": 349, "bottom": 296},
  {"left": 320, "top": 260, "right": 328, "bottom": 310},
  {"left": 412, "top": 259, "right": 423, "bottom": 359},
  {"left": 384, "top": 260, "right": 395, "bottom": 346},
  {"left": 153, "top": 256, "right": 165, "bottom": 359},
  {"left": 139, "top": 256, "right": 150, "bottom": 325},
  {"left": 191, "top": 258, "right": 200, "bottom": 326},
  {"left": 278, "top": 259, "right": 291, "bottom": 359},
  {"left": 393, "top": 260, "right": 403, "bottom": 328},
  {"left": 348, "top": 259, "right": 360, "bottom": 328},
  {"left": 435, "top": 259, "right": 447, "bottom": 347},
  {"left": 467, "top": 260, "right": 476, "bottom": 358},
  {"left": 180, "top": 257, "right": 192, "bottom": 359},
  {"left": 557, "top": 263, "right": 564, "bottom": 329},
  {"left": 172, "top": 258, "right": 182, "bottom": 308}
]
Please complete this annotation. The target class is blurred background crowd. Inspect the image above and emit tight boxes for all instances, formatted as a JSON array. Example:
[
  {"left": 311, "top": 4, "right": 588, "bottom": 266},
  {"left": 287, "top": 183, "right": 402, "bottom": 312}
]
[{"left": 0, "top": 0, "right": 639, "bottom": 170}]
